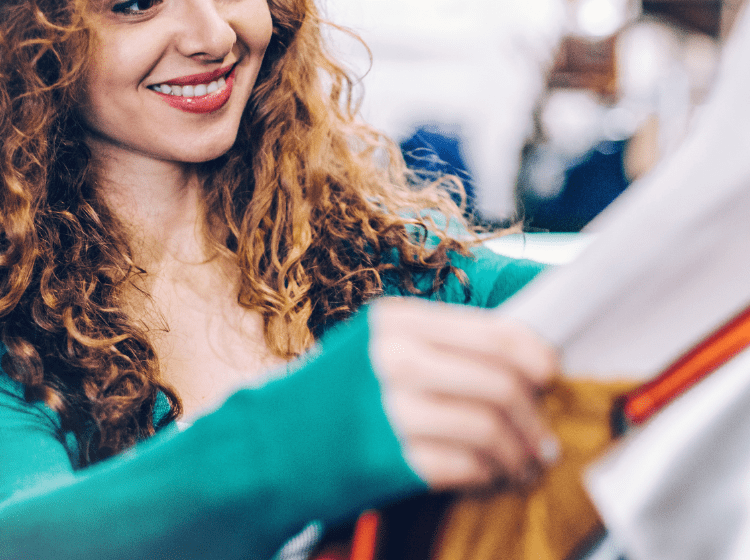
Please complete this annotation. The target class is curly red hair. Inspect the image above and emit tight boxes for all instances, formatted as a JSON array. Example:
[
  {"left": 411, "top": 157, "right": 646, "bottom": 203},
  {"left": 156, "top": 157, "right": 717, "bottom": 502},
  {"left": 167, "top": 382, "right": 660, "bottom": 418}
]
[{"left": 0, "top": 0, "right": 482, "bottom": 464}]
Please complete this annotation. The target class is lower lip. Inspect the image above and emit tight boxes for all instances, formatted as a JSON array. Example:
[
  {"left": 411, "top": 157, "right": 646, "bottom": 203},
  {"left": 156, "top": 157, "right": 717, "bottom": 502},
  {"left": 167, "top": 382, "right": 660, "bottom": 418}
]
[{"left": 153, "top": 67, "right": 235, "bottom": 114}]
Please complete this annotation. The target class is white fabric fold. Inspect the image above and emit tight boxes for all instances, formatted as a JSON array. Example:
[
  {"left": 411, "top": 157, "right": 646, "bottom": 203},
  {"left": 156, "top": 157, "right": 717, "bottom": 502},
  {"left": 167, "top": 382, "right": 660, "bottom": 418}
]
[
  {"left": 586, "top": 348, "right": 750, "bottom": 560},
  {"left": 498, "top": 0, "right": 750, "bottom": 379},
  {"left": 494, "top": 3, "right": 750, "bottom": 557}
]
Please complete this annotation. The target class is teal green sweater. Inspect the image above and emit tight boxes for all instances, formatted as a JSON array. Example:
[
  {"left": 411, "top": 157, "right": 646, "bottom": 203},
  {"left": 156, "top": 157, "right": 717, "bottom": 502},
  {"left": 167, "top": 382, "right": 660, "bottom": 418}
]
[{"left": 0, "top": 246, "right": 544, "bottom": 560}]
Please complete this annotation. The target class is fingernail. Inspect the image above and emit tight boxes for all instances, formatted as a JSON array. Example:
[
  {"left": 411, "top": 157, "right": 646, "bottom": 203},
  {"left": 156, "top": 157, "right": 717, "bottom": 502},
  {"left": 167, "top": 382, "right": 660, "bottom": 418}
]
[{"left": 539, "top": 437, "right": 561, "bottom": 464}]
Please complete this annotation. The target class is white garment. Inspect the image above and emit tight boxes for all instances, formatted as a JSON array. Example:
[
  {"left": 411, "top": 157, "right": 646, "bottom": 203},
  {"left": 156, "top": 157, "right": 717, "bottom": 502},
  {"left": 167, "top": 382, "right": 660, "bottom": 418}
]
[
  {"left": 503, "top": 3, "right": 750, "bottom": 557},
  {"left": 587, "top": 348, "right": 750, "bottom": 560}
]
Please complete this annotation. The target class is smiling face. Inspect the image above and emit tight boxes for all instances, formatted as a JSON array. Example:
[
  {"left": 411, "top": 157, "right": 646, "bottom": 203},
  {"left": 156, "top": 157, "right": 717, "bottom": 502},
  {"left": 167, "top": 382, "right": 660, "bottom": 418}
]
[{"left": 82, "top": 0, "right": 273, "bottom": 164}]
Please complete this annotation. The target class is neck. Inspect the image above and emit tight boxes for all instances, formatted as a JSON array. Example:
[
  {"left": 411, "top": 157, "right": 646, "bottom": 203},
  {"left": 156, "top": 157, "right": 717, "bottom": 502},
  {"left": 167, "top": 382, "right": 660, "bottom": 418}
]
[{"left": 90, "top": 140, "right": 217, "bottom": 271}]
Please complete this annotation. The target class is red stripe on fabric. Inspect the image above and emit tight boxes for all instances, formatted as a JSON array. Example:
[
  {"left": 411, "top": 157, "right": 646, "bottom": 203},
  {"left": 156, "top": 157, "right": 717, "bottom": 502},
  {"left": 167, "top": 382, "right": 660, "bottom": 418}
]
[
  {"left": 624, "top": 303, "right": 750, "bottom": 424},
  {"left": 349, "top": 510, "right": 381, "bottom": 560}
]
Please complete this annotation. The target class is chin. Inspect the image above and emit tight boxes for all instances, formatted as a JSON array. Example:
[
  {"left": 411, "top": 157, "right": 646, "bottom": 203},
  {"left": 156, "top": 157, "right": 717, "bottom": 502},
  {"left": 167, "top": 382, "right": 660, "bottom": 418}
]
[{"left": 168, "top": 135, "right": 238, "bottom": 163}]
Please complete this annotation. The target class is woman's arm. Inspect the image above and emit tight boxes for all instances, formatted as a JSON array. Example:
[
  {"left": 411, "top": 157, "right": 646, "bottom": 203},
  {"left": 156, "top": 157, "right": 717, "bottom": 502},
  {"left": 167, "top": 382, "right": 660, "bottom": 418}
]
[
  {"left": 0, "top": 310, "right": 424, "bottom": 560},
  {"left": 0, "top": 249, "right": 556, "bottom": 560}
]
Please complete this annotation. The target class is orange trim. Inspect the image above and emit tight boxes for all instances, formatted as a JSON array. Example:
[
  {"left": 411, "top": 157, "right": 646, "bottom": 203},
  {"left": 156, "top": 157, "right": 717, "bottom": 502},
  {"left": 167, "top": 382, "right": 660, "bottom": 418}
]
[
  {"left": 624, "top": 303, "right": 750, "bottom": 424},
  {"left": 349, "top": 510, "right": 381, "bottom": 560}
]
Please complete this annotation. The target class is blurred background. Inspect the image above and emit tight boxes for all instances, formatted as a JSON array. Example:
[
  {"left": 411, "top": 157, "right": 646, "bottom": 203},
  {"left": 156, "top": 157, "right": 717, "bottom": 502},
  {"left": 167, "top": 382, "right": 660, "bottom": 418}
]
[{"left": 320, "top": 0, "right": 743, "bottom": 231}]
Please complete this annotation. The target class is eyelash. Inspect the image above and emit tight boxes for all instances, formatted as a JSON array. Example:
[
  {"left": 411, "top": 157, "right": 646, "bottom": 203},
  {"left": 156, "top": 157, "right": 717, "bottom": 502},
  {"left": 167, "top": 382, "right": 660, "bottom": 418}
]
[{"left": 112, "top": 0, "right": 162, "bottom": 16}]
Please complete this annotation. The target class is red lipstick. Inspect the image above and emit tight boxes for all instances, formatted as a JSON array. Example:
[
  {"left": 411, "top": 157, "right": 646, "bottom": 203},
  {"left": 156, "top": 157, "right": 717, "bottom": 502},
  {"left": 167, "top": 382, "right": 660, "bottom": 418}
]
[
  {"left": 163, "top": 64, "right": 234, "bottom": 87},
  {"left": 151, "top": 65, "right": 236, "bottom": 114}
]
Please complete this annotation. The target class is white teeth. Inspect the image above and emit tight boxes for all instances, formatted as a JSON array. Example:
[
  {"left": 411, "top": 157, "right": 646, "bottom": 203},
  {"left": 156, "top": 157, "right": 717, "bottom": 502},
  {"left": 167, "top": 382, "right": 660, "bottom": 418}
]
[{"left": 152, "top": 77, "right": 228, "bottom": 97}]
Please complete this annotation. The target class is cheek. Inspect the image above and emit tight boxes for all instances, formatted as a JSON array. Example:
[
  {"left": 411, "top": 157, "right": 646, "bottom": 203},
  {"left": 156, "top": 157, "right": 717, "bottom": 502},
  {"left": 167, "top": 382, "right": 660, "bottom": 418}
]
[
  {"left": 81, "top": 35, "right": 161, "bottom": 128},
  {"left": 80, "top": 67, "right": 112, "bottom": 133},
  {"left": 236, "top": 2, "right": 274, "bottom": 53},
  {"left": 87, "top": 26, "right": 164, "bottom": 93}
]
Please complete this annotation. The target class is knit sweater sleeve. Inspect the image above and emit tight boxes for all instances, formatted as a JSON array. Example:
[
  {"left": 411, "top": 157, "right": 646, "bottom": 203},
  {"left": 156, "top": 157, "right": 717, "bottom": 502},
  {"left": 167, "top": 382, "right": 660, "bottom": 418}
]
[
  {"left": 0, "top": 246, "right": 545, "bottom": 560},
  {"left": 0, "top": 308, "right": 424, "bottom": 560},
  {"left": 390, "top": 212, "right": 547, "bottom": 308},
  {"left": 385, "top": 243, "right": 547, "bottom": 309}
]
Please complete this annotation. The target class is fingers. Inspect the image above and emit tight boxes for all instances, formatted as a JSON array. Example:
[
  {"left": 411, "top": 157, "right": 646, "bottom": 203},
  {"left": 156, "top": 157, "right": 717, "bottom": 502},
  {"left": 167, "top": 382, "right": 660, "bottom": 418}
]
[
  {"left": 384, "top": 390, "right": 538, "bottom": 481},
  {"left": 374, "top": 297, "right": 560, "bottom": 389},
  {"left": 369, "top": 297, "right": 563, "bottom": 491},
  {"left": 381, "top": 345, "right": 556, "bottom": 464},
  {"left": 404, "top": 441, "right": 496, "bottom": 491}
]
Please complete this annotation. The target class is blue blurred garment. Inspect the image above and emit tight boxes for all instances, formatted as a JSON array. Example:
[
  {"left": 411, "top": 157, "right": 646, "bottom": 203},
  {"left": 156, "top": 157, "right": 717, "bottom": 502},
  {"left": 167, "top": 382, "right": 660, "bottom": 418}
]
[
  {"left": 520, "top": 140, "right": 631, "bottom": 232},
  {"left": 400, "top": 127, "right": 476, "bottom": 214}
]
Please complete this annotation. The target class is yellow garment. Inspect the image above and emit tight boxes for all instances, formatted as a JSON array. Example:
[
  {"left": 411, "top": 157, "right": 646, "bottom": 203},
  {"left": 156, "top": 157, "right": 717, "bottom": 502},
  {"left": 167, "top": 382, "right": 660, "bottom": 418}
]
[{"left": 432, "top": 378, "right": 638, "bottom": 560}]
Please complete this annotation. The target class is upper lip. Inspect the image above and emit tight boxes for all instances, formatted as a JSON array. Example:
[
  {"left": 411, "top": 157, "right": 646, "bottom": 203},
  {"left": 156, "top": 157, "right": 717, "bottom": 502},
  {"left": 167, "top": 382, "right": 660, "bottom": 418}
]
[{"left": 156, "top": 63, "right": 235, "bottom": 87}]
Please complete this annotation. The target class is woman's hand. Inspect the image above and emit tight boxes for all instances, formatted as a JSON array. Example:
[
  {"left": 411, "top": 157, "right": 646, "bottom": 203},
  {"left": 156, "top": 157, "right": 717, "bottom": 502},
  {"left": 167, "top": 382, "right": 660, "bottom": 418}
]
[{"left": 369, "top": 297, "right": 561, "bottom": 491}]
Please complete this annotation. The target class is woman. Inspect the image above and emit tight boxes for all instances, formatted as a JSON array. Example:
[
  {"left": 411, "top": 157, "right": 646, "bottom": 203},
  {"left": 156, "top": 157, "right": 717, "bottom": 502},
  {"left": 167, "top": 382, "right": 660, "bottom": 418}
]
[{"left": 0, "top": 0, "right": 559, "bottom": 558}]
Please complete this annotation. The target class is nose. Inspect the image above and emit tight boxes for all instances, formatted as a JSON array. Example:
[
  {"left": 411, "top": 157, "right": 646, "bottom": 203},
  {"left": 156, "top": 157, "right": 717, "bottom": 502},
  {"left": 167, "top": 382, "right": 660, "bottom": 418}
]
[{"left": 174, "top": 0, "right": 237, "bottom": 62}]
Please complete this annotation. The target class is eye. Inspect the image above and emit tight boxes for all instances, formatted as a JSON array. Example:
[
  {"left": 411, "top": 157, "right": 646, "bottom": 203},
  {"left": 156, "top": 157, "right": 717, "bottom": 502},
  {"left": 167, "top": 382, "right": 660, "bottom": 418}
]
[{"left": 112, "top": 0, "right": 161, "bottom": 15}]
